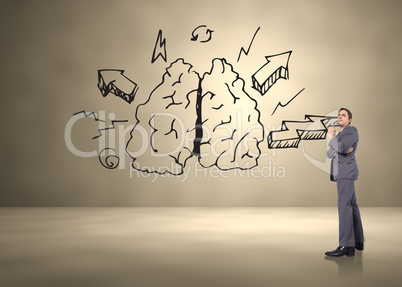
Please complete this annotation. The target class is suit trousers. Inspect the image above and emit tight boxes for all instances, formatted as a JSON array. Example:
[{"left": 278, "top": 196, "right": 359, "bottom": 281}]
[{"left": 337, "top": 179, "right": 364, "bottom": 247}]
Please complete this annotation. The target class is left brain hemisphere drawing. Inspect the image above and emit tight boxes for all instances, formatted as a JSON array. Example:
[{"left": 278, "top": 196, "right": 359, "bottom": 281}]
[
  {"left": 127, "top": 59, "right": 199, "bottom": 175},
  {"left": 126, "top": 58, "right": 264, "bottom": 175}
]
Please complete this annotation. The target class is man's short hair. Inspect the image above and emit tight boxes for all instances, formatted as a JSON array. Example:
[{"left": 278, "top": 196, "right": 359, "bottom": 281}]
[{"left": 339, "top": 107, "right": 352, "bottom": 123}]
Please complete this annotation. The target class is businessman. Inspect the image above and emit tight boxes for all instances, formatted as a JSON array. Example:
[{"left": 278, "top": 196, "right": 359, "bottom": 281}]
[{"left": 325, "top": 108, "right": 364, "bottom": 257}]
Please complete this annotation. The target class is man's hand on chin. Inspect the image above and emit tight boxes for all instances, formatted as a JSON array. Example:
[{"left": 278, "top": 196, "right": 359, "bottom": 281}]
[{"left": 328, "top": 127, "right": 336, "bottom": 139}]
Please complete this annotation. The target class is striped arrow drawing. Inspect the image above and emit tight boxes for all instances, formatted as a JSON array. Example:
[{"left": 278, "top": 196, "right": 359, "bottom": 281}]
[
  {"left": 252, "top": 51, "right": 292, "bottom": 95},
  {"left": 97, "top": 69, "right": 139, "bottom": 104}
]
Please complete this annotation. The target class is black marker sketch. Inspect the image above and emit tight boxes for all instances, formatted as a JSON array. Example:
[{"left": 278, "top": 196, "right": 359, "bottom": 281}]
[
  {"left": 127, "top": 58, "right": 200, "bottom": 175},
  {"left": 73, "top": 110, "right": 105, "bottom": 140},
  {"left": 191, "top": 25, "right": 214, "bottom": 43},
  {"left": 97, "top": 69, "right": 139, "bottom": 104},
  {"left": 151, "top": 29, "right": 167, "bottom": 63},
  {"left": 95, "top": 119, "right": 128, "bottom": 140},
  {"left": 73, "top": 110, "right": 105, "bottom": 123},
  {"left": 267, "top": 115, "right": 338, "bottom": 149},
  {"left": 99, "top": 148, "right": 120, "bottom": 169},
  {"left": 271, "top": 88, "right": 305, "bottom": 116},
  {"left": 237, "top": 27, "right": 260, "bottom": 62},
  {"left": 252, "top": 51, "right": 292, "bottom": 95},
  {"left": 73, "top": 110, "right": 128, "bottom": 139},
  {"left": 126, "top": 57, "right": 264, "bottom": 175},
  {"left": 67, "top": 27, "right": 338, "bottom": 178},
  {"left": 196, "top": 58, "right": 263, "bottom": 171}
]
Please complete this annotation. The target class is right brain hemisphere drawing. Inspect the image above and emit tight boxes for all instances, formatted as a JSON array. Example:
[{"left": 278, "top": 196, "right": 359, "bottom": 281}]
[
  {"left": 126, "top": 58, "right": 264, "bottom": 175},
  {"left": 199, "top": 59, "right": 263, "bottom": 170}
]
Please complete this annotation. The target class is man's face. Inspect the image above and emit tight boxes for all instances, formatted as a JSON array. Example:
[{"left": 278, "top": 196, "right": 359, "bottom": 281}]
[{"left": 338, "top": 110, "right": 351, "bottom": 127}]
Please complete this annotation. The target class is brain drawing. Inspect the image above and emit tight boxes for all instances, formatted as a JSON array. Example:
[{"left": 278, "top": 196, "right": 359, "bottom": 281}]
[{"left": 126, "top": 58, "right": 264, "bottom": 175}]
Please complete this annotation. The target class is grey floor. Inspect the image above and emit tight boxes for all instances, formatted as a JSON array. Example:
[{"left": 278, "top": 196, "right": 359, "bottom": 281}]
[{"left": 1, "top": 208, "right": 401, "bottom": 287}]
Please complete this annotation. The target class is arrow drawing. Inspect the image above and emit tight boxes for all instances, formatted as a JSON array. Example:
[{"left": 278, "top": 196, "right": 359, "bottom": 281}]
[
  {"left": 252, "top": 51, "right": 292, "bottom": 95},
  {"left": 237, "top": 27, "right": 260, "bottom": 62},
  {"left": 97, "top": 69, "right": 139, "bottom": 104},
  {"left": 267, "top": 115, "right": 338, "bottom": 149},
  {"left": 191, "top": 25, "right": 214, "bottom": 43},
  {"left": 151, "top": 29, "right": 167, "bottom": 63}
]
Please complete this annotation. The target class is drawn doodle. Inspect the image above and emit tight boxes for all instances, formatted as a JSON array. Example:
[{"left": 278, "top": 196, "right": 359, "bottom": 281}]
[
  {"left": 67, "top": 27, "right": 336, "bottom": 178},
  {"left": 252, "top": 51, "right": 292, "bottom": 95},
  {"left": 151, "top": 29, "right": 167, "bottom": 63},
  {"left": 73, "top": 110, "right": 128, "bottom": 139},
  {"left": 126, "top": 57, "right": 264, "bottom": 175},
  {"left": 191, "top": 25, "right": 214, "bottom": 43},
  {"left": 237, "top": 27, "right": 260, "bottom": 62},
  {"left": 268, "top": 115, "right": 338, "bottom": 149},
  {"left": 99, "top": 148, "right": 120, "bottom": 169},
  {"left": 97, "top": 70, "right": 139, "bottom": 104},
  {"left": 72, "top": 111, "right": 105, "bottom": 124},
  {"left": 197, "top": 58, "right": 263, "bottom": 171},
  {"left": 271, "top": 88, "right": 305, "bottom": 116},
  {"left": 127, "top": 58, "right": 199, "bottom": 175}
]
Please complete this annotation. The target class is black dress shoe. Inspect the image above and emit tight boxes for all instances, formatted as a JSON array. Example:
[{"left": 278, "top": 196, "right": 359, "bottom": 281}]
[
  {"left": 325, "top": 246, "right": 355, "bottom": 257},
  {"left": 355, "top": 242, "right": 364, "bottom": 251}
]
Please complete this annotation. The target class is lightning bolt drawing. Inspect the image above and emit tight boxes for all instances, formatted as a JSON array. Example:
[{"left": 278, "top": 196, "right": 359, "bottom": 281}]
[
  {"left": 271, "top": 88, "right": 305, "bottom": 116},
  {"left": 72, "top": 110, "right": 103, "bottom": 122},
  {"left": 237, "top": 27, "right": 260, "bottom": 62},
  {"left": 267, "top": 115, "right": 338, "bottom": 149},
  {"left": 73, "top": 110, "right": 128, "bottom": 139},
  {"left": 95, "top": 119, "right": 128, "bottom": 139},
  {"left": 151, "top": 29, "right": 167, "bottom": 63}
]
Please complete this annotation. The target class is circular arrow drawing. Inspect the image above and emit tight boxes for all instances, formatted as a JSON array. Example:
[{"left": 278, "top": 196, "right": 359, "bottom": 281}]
[{"left": 191, "top": 25, "right": 214, "bottom": 43}]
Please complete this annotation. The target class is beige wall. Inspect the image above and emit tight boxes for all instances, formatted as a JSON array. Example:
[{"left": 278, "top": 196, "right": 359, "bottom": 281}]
[{"left": 1, "top": 0, "right": 401, "bottom": 206}]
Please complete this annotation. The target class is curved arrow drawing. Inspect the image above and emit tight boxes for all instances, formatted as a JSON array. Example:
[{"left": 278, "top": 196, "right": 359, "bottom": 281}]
[
  {"left": 252, "top": 51, "right": 292, "bottom": 95},
  {"left": 191, "top": 25, "right": 214, "bottom": 43},
  {"left": 97, "top": 69, "right": 139, "bottom": 104}
]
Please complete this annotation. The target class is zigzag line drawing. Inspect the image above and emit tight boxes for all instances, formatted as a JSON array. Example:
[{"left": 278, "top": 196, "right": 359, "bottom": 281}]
[
  {"left": 73, "top": 110, "right": 128, "bottom": 140},
  {"left": 94, "top": 119, "right": 128, "bottom": 140},
  {"left": 73, "top": 110, "right": 105, "bottom": 123},
  {"left": 271, "top": 88, "right": 305, "bottom": 116},
  {"left": 237, "top": 27, "right": 260, "bottom": 62}
]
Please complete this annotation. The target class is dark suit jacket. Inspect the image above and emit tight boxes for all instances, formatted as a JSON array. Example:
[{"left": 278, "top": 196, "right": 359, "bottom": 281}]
[{"left": 327, "top": 124, "right": 359, "bottom": 182}]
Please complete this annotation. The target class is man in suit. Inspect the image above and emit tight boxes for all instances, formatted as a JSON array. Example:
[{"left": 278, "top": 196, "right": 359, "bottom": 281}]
[{"left": 325, "top": 108, "right": 364, "bottom": 257}]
